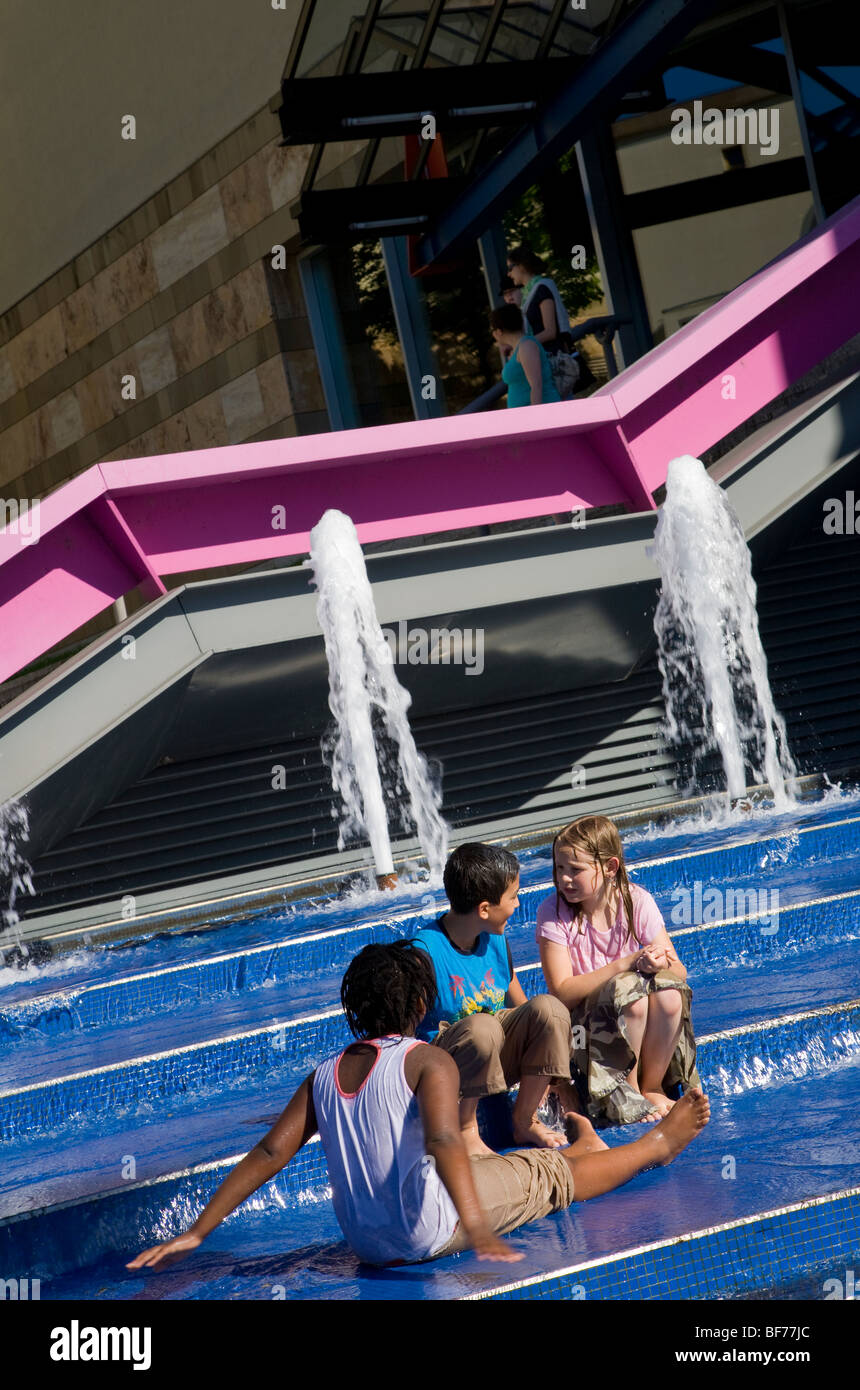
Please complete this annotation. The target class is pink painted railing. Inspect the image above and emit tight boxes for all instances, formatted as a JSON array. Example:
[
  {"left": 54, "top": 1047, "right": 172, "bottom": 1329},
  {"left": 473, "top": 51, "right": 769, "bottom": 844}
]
[{"left": 1, "top": 194, "right": 859, "bottom": 685}]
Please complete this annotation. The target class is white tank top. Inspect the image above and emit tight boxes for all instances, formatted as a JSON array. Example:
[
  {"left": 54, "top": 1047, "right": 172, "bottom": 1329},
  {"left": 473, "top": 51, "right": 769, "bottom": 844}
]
[{"left": 312, "top": 1035, "right": 459, "bottom": 1265}]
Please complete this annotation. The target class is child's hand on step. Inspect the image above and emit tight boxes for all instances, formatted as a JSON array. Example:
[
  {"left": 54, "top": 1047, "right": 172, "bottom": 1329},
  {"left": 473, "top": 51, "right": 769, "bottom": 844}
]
[
  {"left": 126, "top": 1230, "right": 203, "bottom": 1271},
  {"left": 470, "top": 1229, "right": 524, "bottom": 1263}
]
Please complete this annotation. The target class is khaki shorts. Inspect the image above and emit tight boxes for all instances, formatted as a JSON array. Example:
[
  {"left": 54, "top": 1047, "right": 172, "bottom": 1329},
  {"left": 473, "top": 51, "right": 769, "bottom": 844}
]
[
  {"left": 433, "top": 1147, "right": 575, "bottom": 1257},
  {"left": 434, "top": 995, "right": 572, "bottom": 1097}
]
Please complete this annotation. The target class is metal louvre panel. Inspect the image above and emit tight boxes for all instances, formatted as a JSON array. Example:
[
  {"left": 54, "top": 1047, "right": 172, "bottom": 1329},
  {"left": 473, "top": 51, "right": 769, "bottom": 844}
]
[
  {"left": 25, "top": 670, "right": 671, "bottom": 914},
  {"left": 22, "top": 481, "right": 860, "bottom": 918}
]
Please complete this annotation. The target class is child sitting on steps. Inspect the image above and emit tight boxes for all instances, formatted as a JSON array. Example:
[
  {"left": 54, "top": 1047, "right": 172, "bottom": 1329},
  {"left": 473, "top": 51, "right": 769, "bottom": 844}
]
[
  {"left": 537, "top": 814, "right": 701, "bottom": 1125},
  {"left": 128, "top": 940, "right": 711, "bottom": 1271},
  {"left": 414, "top": 843, "right": 575, "bottom": 1155}
]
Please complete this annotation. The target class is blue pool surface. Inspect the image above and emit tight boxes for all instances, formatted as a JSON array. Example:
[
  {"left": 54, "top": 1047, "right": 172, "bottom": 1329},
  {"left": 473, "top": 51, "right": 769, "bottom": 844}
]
[{"left": 1, "top": 787, "right": 859, "bottom": 1300}]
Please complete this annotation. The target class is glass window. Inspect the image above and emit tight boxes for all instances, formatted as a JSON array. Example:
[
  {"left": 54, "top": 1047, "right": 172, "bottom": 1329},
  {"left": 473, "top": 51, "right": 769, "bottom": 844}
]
[
  {"left": 420, "top": 247, "right": 499, "bottom": 414},
  {"left": 774, "top": 2, "right": 860, "bottom": 216},
  {"left": 612, "top": 5, "right": 817, "bottom": 343},
  {"left": 295, "top": 0, "right": 371, "bottom": 79},
  {"left": 349, "top": 240, "right": 414, "bottom": 425}
]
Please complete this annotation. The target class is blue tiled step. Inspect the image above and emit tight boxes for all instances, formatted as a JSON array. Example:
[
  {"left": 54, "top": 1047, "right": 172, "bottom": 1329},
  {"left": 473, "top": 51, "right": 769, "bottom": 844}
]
[
  {"left": 2, "top": 878, "right": 859, "bottom": 1137},
  {"left": 475, "top": 1187, "right": 860, "bottom": 1302},
  {"left": 1, "top": 927, "right": 857, "bottom": 1140},
  {"left": 690, "top": 942, "right": 860, "bottom": 1031},
  {"left": 0, "top": 915, "right": 427, "bottom": 1044},
  {"left": 4, "top": 1053, "right": 859, "bottom": 1300},
  {"left": 5, "top": 808, "right": 858, "bottom": 1012},
  {"left": 618, "top": 800, "right": 860, "bottom": 869},
  {"left": 516, "top": 937, "right": 860, "bottom": 1034},
  {"left": 516, "top": 813, "right": 860, "bottom": 918},
  {"left": 627, "top": 815, "right": 860, "bottom": 893},
  {"left": 0, "top": 994, "right": 857, "bottom": 1219},
  {"left": 3, "top": 884, "right": 858, "bottom": 1060}
]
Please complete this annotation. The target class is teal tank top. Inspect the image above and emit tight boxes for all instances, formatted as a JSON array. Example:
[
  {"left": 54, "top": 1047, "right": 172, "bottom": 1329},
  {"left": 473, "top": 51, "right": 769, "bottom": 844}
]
[
  {"left": 502, "top": 337, "right": 561, "bottom": 408},
  {"left": 413, "top": 918, "right": 511, "bottom": 1042}
]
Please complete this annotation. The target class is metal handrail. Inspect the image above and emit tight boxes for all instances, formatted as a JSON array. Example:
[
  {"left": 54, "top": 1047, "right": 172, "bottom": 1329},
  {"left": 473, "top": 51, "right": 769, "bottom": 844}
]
[
  {"left": 458, "top": 381, "right": 507, "bottom": 414},
  {"left": 567, "top": 315, "right": 630, "bottom": 380}
]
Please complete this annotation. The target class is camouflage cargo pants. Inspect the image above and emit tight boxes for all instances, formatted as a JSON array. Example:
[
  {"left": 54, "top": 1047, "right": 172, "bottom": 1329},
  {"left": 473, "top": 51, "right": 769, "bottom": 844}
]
[{"left": 572, "top": 969, "right": 700, "bottom": 1126}]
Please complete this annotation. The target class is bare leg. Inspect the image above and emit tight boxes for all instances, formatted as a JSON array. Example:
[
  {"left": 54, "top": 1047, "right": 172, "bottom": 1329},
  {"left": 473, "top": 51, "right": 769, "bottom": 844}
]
[
  {"left": 438, "top": 1013, "right": 506, "bottom": 1157},
  {"left": 458, "top": 1096, "right": 496, "bottom": 1158},
  {"left": 563, "top": 1089, "right": 710, "bottom": 1199},
  {"left": 564, "top": 1112, "right": 609, "bottom": 1154},
  {"left": 639, "top": 990, "right": 683, "bottom": 1115},
  {"left": 512, "top": 1074, "right": 567, "bottom": 1149},
  {"left": 621, "top": 995, "right": 658, "bottom": 1121}
]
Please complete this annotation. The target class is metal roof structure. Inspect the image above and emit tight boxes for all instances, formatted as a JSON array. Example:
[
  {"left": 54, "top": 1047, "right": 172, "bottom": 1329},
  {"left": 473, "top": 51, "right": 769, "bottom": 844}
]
[
  {"left": 275, "top": 0, "right": 717, "bottom": 247},
  {"left": 274, "top": 1, "right": 858, "bottom": 255}
]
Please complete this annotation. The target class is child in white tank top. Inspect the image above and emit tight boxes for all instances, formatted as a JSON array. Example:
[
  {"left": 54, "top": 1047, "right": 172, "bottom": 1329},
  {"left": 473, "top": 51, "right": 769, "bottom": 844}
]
[{"left": 313, "top": 1034, "right": 459, "bottom": 1264}]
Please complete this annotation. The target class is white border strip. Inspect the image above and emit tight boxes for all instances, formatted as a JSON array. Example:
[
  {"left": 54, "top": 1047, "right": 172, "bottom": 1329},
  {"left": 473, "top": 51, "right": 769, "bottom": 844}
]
[
  {"left": 7, "top": 885, "right": 858, "bottom": 1017},
  {"left": 2, "top": 995, "right": 858, "bottom": 1103}
]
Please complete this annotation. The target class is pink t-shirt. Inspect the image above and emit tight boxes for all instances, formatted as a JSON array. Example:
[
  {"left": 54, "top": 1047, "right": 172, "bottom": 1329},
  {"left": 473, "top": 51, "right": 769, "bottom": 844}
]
[{"left": 535, "top": 884, "right": 664, "bottom": 976}]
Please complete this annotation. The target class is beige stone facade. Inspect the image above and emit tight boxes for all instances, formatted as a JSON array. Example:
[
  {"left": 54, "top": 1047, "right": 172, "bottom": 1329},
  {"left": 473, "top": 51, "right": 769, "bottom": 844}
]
[{"left": 0, "top": 104, "right": 323, "bottom": 509}]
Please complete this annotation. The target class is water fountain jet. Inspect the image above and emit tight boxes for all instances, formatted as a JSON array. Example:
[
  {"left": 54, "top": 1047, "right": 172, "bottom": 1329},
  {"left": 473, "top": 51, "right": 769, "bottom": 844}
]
[
  {"left": 309, "top": 510, "right": 449, "bottom": 886},
  {"left": 0, "top": 800, "right": 35, "bottom": 964},
  {"left": 653, "top": 455, "right": 798, "bottom": 810}
]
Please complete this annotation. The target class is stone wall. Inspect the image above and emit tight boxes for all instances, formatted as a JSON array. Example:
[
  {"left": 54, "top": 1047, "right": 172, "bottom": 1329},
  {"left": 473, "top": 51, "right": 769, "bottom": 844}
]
[{"left": 0, "top": 103, "right": 341, "bottom": 508}]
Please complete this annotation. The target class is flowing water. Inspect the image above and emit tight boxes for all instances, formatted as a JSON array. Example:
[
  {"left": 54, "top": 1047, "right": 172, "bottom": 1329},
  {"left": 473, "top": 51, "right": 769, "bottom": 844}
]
[
  {"left": 309, "top": 509, "right": 449, "bottom": 881},
  {"left": 653, "top": 455, "right": 798, "bottom": 808},
  {"left": 0, "top": 800, "right": 34, "bottom": 962}
]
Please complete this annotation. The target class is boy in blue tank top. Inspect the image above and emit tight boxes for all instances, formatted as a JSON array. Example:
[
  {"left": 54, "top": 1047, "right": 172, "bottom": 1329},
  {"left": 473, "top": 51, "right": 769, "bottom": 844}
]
[{"left": 414, "top": 844, "right": 576, "bottom": 1157}]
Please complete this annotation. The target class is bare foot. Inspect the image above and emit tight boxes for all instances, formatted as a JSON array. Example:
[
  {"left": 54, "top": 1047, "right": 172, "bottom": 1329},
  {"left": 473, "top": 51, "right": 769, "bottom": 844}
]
[
  {"left": 643, "top": 1090, "right": 676, "bottom": 1117},
  {"left": 625, "top": 1074, "right": 660, "bottom": 1123},
  {"left": 564, "top": 1112, "right": 609, "bottom": 1154},
  {"left": 647, "top": 1088, "right": 710, "bottom": 1163},
  {"left": 552, "top": 1079, "right": 584, "bottom": 1116},
  {"left": 512, "top": 1118, "right": 567, "bottom": 1149},
  {"left": 461, "top": 1124, "right": 496, "bottom": 1159}
]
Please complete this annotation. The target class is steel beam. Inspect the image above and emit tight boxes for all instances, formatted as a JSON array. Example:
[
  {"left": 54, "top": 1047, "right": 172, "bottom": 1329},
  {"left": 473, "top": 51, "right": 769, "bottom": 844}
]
[
  {"left": 624, "top": 155, "right": 809, "bottom": 228},
  {"left": 575, "top": 124, "right": 653, "bottom": 369},
  {"left": 297, "top": 181, "right": 463, "bottom": 245},
  {"left": 380, "top": 236, "right": 446, "bottom": 420},
  {"left": 281, "top": 0, "right": 316, "bottom": 82},
  {"left": 778, "top": 0, "right": 825, "bottom": 223},
  {"left": 297, "top": 251, "right": 360, "bottom": 430},
  {"left": 413, "top": 0, "right": 724, "bottom": 268},
  {"left": 478, "top": 224, "right": 509, "bottom": 307},
  {"left": 278, "top": 59, "right": 582, "bottom": 143}
]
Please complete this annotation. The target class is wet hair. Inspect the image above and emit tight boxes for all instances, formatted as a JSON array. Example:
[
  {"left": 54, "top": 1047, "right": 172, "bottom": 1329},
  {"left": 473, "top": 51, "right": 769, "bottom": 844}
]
[
  {"left": 552, "top": 814, "right": 640, "bottom": 945},
  {"left": 443, "top": 842, "right": 519, "bottom": 915},
  {"left": 491, "top": 303, "right": 525, "bottom": 334},
  {"left": 507, "top": 244, "right": 545, "bottom": 276},
  {"left": 340, "top": 941, "right": 437, "bottom": 1039}
]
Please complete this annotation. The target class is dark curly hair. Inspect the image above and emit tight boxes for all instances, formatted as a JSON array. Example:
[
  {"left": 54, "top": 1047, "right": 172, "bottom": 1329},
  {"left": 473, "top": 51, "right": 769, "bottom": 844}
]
[{"left": 340, "top": 941, "right": 437, "bottom": 1039}]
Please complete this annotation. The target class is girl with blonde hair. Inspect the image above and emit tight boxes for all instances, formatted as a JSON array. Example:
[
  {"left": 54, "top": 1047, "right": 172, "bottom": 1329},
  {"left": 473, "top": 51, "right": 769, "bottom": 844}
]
[{"left": 537, "top": 815, "right": 700, "bottom": 1125}]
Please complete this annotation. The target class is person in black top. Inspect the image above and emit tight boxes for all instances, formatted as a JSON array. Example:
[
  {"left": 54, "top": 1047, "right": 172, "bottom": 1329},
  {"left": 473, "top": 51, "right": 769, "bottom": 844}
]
[
  {"left": 506, "top": 244, "right": 569, "bottom": 353},
  {"left": 506, "top": 245, "right": 598, "bottom": 397}
]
